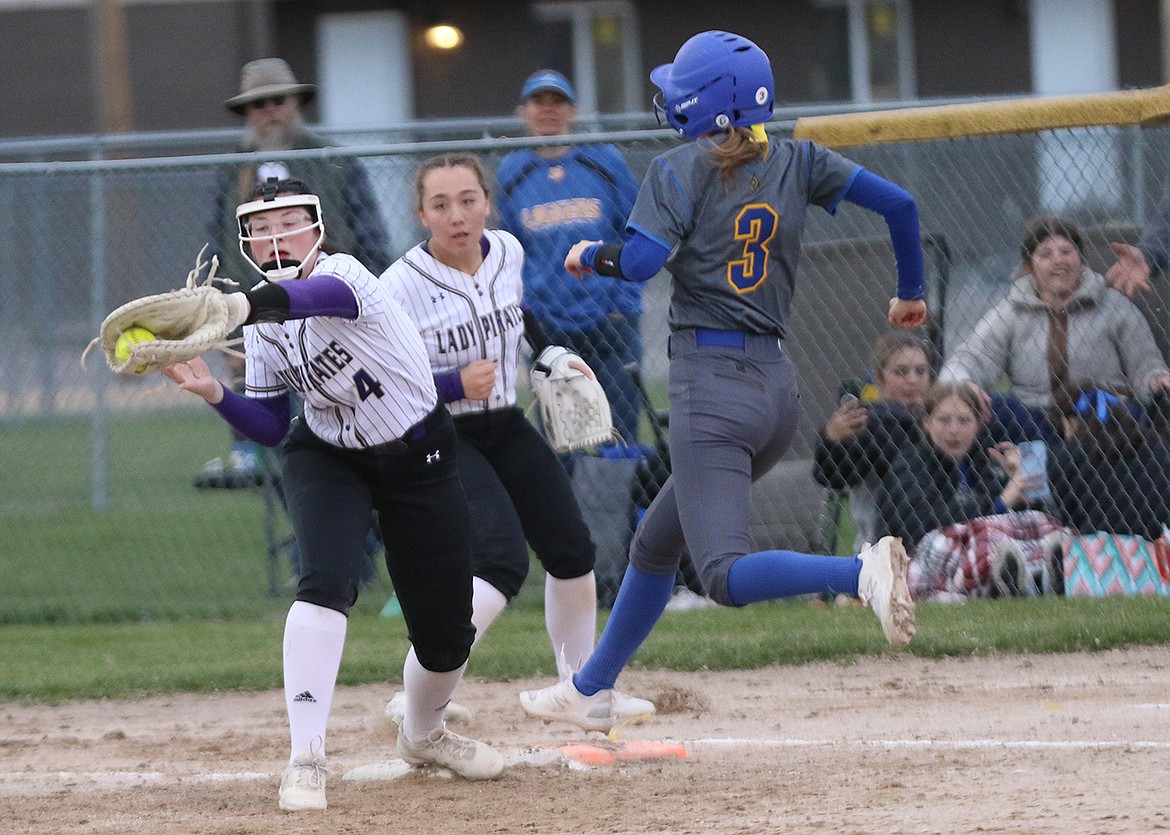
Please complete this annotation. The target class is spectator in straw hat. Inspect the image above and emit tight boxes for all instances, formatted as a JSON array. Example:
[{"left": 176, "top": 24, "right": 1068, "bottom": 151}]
[{"left": 208, "top": 58, "right": 390, "bottom": 284}]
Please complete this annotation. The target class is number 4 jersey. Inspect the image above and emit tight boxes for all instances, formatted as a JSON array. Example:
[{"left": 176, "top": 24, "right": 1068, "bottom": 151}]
[
  {"left": 626, "top": 138, "right": 858, "bottom": 338},
  {"left": 243, "top": 252, "right": 438, "bottom": 448}
]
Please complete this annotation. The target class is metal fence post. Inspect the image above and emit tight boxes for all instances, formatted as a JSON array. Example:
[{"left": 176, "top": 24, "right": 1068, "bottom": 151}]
[{"left": 89, "top": 152, "right": 109, "bottom": 511}]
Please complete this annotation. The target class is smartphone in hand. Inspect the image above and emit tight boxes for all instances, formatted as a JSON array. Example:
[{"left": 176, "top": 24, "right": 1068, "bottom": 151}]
[{"left": 1016, "top": 440, "right": 1051, "bottom": 502}]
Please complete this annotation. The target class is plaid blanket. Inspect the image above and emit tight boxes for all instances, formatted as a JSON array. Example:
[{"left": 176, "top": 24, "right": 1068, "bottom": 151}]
[{"left": 909, "top": 510, "right": 1068, "bottom": 600}]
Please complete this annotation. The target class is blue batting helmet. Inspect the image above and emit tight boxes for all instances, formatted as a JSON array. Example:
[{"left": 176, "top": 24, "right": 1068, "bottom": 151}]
[{"left": 650, "top": 31, "right": 774, "bottom": 139}]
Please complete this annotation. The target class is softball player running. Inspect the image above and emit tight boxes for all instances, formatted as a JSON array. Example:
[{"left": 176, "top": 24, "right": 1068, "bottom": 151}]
[
  {"left": 163, "top": 177, "right": 503, "bottom": 812},
  {"left": 521, "top": 31, "right": 926, "bottom": 732},
  {"left": 380, "top": 154, "right": 653, "bottom": 721}
]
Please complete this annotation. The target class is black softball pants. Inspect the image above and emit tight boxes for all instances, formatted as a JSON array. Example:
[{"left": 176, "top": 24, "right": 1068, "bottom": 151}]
[
  {"left": 281, "top": 405, "right": 475, "bottom": 672},
  {"left": 453, "top": 406, "right": 596, "bottom": 599}
]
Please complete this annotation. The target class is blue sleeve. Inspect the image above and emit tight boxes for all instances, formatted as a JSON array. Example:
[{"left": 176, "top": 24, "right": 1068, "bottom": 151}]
[
  {"left": 211, "top": 388, "right": 291, "bottom": 447},
  {"left": 843, "top": 168, "right": 926, "bottom": 301},
  {"left": 494, "top": 153, "right": 524, "bottom": 236},
  {"left": 580, "top": 230, "right": 670, "bottom": 283}
]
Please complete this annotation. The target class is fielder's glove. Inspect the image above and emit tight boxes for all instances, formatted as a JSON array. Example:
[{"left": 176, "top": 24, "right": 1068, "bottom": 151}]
[
  {"left": 530, "top": 346, "right": 615, "bottom": 453},
  {"left": 83, "top": 245, "right": 251, "bottom": 375}
]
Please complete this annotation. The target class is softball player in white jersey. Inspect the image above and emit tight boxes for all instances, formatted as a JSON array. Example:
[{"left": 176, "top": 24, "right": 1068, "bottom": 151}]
[
  {"left": 380, "top": 154, "right": 652, "bottom": 721},
  {"left": 163, "top": 177, "right": 503, "bottom": 812},
  {"left": 521, "top": 31, "right": 926, "bottom": 733}
]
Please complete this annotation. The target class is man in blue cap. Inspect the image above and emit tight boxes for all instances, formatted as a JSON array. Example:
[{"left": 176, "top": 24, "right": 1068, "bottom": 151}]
[{"left": 496, "top": 69, "right": 645, "bottom": 449}]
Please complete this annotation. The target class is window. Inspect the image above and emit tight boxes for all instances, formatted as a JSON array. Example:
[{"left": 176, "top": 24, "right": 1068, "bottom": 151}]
[
  {"left": 316, "top": 11, "right": 413, "bottom": 126},
  {"left": 532, "top": 1, "right": 642, "bottom": 115},
  {"left": 811, "top": 0, "right": 916, "bottom": 103}
]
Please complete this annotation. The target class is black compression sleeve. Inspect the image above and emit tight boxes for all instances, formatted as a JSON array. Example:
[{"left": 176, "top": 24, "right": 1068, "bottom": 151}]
[
  {"left": 522, "top": 307, "right": 553, "bottom": 354},
  {"left": 241, "top": 283, "right": 291, "bottom": 325},
  {"left": 593, "top": 242, "right": 626, "bottom": 278}
]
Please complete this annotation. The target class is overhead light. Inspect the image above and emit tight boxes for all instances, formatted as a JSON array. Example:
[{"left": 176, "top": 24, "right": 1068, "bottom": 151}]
[{"left": 425, "top": 23, "right": 463, "bottom": 50}]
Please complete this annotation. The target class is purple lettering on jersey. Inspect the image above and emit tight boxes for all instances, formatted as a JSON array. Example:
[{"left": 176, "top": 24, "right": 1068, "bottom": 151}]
[{"left": 330, "top": 340, "right": 354, "bottom": 364}]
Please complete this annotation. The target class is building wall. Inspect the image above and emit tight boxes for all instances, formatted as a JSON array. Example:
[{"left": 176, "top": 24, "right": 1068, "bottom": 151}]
[
  {"left": 913, "top": 0, "right": 1032, "bottom": 97},
  {"left": 407, "top": 0, "right": 535, "bottom": 118},
  {"left": 127, "top": 2, "right": 260, "bottom": 131},
  {"left": 0, "top": 0, "right": 1162, "bottom": 139},
  {"left": 0, "top": 7, "right": 93, "bottom": 136},
  {"left": 1116, "top": 0, "right": 1164, "bottom": 87}
]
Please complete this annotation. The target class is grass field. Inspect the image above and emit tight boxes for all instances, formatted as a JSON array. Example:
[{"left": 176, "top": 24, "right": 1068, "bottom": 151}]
[
  {"left": 4, "top": 594, "right": 1168, "bottom": 702},
  {"left": 2, "top": 408, "right": 296, "bottom": 623},
  {"left": 3, "top": 410, "right": 1168, "bottom": 705}
]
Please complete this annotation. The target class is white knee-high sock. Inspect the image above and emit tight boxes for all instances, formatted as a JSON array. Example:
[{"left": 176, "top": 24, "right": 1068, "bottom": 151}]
[
  {"left": 283, "top": 601, "right": 347, "bottom": 764},
  {"left": 401, "top": 647, "right": 466, "bottom": 741},
  {"left": 545, "top": 571, "right": 598, "bottom": 679},
  {"left": 470, "top": 576, "right": 510, "bottom": 648}
]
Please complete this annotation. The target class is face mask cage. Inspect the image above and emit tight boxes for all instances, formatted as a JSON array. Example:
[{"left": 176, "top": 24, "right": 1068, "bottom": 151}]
[
  {"left": 236, "top": 193, "right": 324, "bottom": 281},
  {"left": 652, "top": 92, "right": 672, "bottom": 131}
]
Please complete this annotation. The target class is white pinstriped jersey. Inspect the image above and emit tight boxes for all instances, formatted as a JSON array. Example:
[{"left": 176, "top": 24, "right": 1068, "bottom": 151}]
[
  {"left": 243, "top": 252, "right": 438, "bottom": 448},
  {"left": 380, "top": 229, "right": 526, "bottom": 417}
]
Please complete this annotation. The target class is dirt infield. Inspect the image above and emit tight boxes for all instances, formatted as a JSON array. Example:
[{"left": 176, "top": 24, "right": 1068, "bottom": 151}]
[{"left": 4, "top": 647, "right": 1168, "bottom": 834}]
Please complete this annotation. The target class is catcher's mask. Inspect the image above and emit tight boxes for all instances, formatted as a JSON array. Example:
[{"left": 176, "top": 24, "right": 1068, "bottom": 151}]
[
  {"left": 237, "top": 179, "right": 325, "bottom": 281},
  {"left": 650, "top": 30, "right": 774, "bottom": 140}
]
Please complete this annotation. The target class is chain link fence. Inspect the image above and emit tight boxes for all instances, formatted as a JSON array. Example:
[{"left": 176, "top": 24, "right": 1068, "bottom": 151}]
[{"left": 4, "top": 95, "right": 1170, "bottom": 622}]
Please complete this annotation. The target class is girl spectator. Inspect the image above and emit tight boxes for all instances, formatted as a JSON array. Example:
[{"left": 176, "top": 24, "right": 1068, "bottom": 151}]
[
  {"left": 1050, "top": 385, "right": 1170, "bottom": 541},
  {"left": 814, "top": 330, "right": 932, "bottom": 550},
  {"left": 880, "top": 382, "right": 1066, "bottom": 600}
]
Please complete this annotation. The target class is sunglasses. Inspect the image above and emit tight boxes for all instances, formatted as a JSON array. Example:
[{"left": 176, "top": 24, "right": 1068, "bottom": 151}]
[{"left": 247, "top": 95, "right": 288, "bottom": 111}]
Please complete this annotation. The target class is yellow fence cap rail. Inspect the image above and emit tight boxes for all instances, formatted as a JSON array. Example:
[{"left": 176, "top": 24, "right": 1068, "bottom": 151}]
[{"left": 792, "top": 85, "right": 1170, "bottom": 149}]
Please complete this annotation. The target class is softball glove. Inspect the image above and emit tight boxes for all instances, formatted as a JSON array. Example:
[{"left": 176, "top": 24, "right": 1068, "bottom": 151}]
[
  {"left": 83, "top": 245, "right": 250, "bottom": 375},
  {"left": 531, "top": 346, "right": 616, "bottom": 453}
]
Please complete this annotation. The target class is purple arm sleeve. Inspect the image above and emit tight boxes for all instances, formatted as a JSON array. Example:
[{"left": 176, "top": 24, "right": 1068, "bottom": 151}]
[
  {"left": 211, "top": 387, "right": 291, "bottom": 447},
  {"left": 434, "top": 370, "right": 465, "bottom": 403},
  {"left": 282, "top": 274, "right": 360, "bottom": 319}
]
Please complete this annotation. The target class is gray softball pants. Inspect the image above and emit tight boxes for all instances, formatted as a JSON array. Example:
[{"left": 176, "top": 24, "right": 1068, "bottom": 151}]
[{"left": 629, "top": 328, "right": 800, "bottom": 605}]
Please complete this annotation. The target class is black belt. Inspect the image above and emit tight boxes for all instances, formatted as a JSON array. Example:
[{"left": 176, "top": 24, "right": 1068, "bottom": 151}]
[{"left": 372, "top": 402, "right": 444, "bottom": 453}]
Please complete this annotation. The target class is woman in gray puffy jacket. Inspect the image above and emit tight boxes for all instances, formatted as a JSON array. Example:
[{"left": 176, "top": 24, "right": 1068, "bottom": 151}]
[{"left": 941, "top": 216, "right": 1170, "bottom": 440}]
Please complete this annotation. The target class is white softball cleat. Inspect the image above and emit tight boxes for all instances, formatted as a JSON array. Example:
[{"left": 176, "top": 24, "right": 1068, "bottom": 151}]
[
  {"left": 612, "top": 690, "right": 657, "bottom": 723},
  {"left": 551, "top": 647, "right": 656, "bottom": 725},
  {"left": 519, "top": 677, "right": 620, "bottom": 733},
  {"left": 385, "top": 691, "right": 473, "bottom": 727},
  {"left": 396, "top": 725, "right": 505, "bottom": 780},
  {"left": 857, "top": 536, "right": 916, "bottom": 647},
  {"left": 278, "top": 753, "right": 328, "bottom": 811}
]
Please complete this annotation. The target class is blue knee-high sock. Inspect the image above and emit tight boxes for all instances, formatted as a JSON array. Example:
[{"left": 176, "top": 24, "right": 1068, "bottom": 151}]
[
  {"left": 726, "top": 550, "right": 861, "bottom": 605},
  {"left": 574, "top": 564, "right": 675, "bottom": 695}
]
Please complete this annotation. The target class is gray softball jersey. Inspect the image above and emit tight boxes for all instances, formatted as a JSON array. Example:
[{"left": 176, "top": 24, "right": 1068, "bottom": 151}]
[
  {"left": 380, "top": 229, "right": 527, "bottom": 417},
  {"left": 627, "top": 138, "right": 858, "bottom": 337},
  {"left": 243, "top": 252, "right": 438, "bottom": 447}
]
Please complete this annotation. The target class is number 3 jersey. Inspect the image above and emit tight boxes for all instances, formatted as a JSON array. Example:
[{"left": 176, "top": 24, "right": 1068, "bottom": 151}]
[
  {"left": 628, "top": 137, "right": 858, "bottom": 338},
  {"left": 243, "top": 252, "right": 438, "bottom": 448},
  {"left": 380, "top": 229, "right": 527, "bottom": 417}
]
